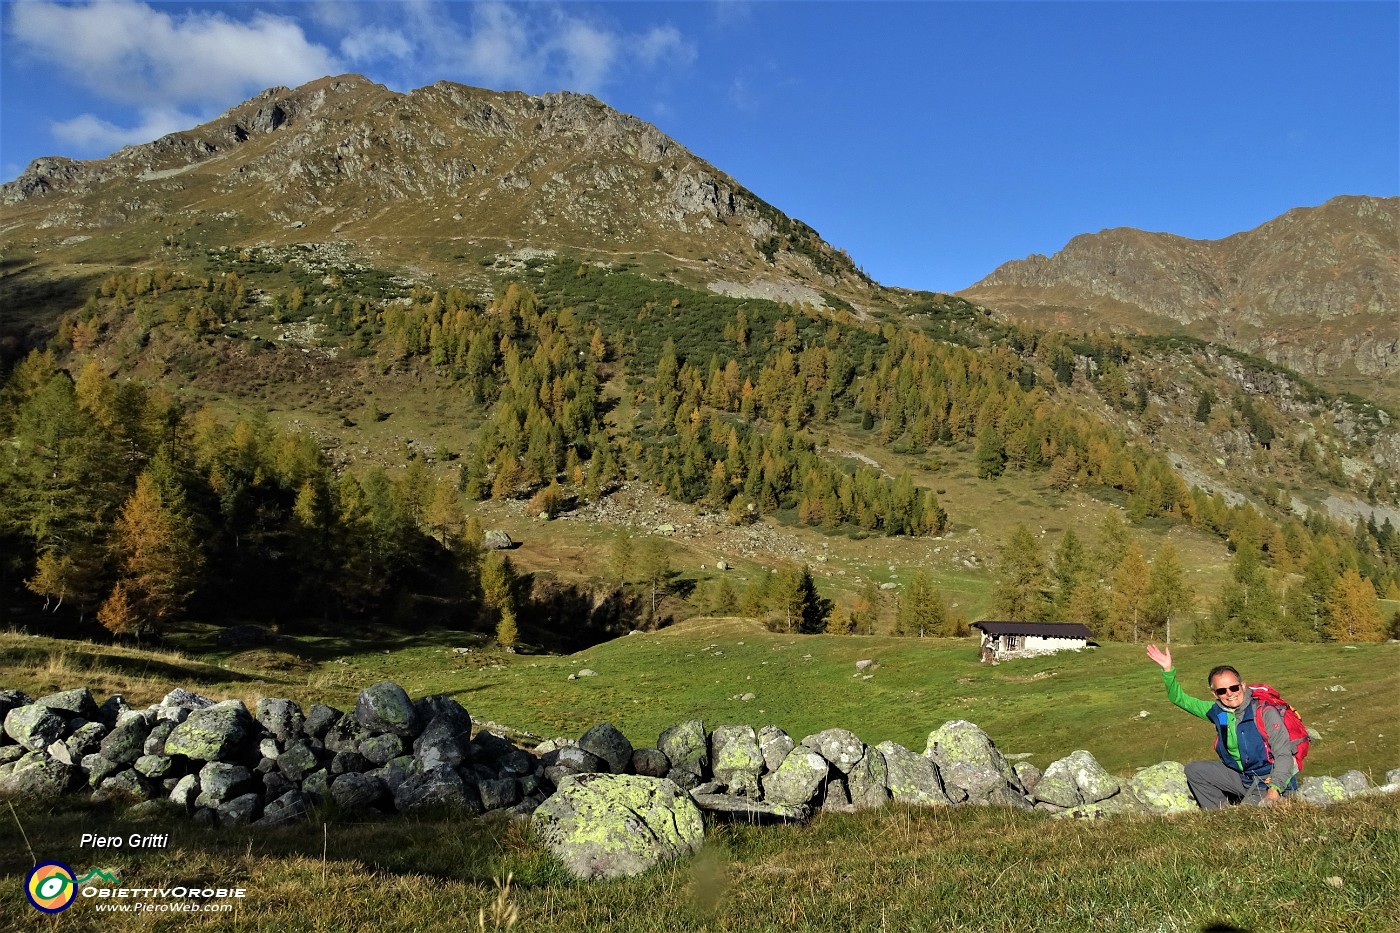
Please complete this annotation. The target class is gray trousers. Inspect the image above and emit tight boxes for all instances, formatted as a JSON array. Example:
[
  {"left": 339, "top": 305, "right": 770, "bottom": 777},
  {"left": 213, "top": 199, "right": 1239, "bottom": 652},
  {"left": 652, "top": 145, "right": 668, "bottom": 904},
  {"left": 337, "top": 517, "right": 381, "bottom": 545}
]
[{"left": 1184, "top": 760, "right": 1271, "bottom": 809}]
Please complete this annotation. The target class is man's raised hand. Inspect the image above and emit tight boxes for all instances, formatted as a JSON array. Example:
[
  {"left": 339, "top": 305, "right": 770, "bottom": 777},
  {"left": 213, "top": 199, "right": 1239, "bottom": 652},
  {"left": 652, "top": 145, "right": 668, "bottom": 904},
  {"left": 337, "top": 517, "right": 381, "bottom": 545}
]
[{"left": 1146, "top": 643, "right": 1172, "bottom": 672}]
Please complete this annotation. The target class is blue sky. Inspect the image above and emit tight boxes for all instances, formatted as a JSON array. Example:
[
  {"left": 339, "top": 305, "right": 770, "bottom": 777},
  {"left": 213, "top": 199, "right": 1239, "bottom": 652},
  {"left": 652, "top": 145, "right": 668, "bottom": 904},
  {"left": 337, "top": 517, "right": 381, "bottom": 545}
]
[{"left": 2, "top": 1, "right": 1396, "bottom": 292}]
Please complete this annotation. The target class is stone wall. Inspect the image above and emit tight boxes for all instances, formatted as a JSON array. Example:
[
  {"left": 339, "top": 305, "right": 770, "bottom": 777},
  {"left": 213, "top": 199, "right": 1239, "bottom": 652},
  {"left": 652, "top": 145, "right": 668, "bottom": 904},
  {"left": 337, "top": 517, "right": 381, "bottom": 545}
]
[{"left": 3, "top": 683, "right": 1397, "bottom": 880}]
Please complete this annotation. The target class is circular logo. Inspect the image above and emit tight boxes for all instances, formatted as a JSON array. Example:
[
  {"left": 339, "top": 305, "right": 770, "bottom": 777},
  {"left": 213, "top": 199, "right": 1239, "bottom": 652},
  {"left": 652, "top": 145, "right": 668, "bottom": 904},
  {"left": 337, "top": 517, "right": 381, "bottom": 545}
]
[{"left": 26, "top": 861, "right": 77, "bottom": 913}]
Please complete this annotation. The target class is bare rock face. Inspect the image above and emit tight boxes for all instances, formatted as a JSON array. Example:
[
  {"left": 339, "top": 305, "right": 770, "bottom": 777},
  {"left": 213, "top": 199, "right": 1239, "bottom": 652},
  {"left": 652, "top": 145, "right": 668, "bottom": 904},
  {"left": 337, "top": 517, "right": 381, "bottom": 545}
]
[{"left": 963, "top": 196, "right": 1400, "bottom": 381}]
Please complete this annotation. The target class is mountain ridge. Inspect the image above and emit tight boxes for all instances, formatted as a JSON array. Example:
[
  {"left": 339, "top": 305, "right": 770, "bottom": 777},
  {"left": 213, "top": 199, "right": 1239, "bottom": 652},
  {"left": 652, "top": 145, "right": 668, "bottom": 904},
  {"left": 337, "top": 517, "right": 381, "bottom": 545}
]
[{"left": 959, "top": 195, "right": 1399, "bottom": 396}]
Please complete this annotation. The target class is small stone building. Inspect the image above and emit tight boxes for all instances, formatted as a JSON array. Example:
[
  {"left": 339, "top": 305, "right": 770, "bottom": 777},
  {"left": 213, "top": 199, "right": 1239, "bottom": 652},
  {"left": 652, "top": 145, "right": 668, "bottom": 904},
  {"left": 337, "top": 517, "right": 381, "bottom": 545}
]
[{"left": 972, "top": 621, "right": 1097, "bottom": 663}]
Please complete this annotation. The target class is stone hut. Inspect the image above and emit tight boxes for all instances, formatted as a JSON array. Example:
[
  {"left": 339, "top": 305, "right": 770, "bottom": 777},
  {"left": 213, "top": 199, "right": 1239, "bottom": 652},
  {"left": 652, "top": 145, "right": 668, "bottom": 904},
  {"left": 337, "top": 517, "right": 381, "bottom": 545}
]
[{"left": 973, "top": 621, "right": 1097, "bottom": 663}]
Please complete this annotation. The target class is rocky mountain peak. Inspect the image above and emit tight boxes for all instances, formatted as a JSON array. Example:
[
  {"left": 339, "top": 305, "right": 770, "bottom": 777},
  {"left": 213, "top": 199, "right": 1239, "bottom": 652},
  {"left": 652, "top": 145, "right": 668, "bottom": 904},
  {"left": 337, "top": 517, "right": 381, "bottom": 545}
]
[{"left": 961, "top": 196, "right": 1399, "bottom": 392}]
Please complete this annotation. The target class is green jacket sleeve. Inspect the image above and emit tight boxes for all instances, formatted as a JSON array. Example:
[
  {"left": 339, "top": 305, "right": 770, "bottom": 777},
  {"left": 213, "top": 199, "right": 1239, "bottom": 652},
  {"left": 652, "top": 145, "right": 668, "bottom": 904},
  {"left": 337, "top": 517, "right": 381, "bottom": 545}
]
[{"left": 1162, "top": 667, "right": 1213, "bottom": 720}]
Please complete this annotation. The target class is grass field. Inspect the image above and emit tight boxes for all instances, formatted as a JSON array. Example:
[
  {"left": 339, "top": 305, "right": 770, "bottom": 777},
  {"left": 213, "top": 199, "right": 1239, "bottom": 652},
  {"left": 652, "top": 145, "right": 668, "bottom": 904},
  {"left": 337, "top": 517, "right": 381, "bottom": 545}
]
[{"left": 2, "top": 623, "right": 1398, "bottom": 931}]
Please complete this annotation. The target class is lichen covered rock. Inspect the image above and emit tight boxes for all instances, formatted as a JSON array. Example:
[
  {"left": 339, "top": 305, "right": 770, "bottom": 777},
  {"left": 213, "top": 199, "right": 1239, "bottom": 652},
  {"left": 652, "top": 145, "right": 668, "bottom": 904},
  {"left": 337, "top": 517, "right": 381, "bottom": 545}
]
[{"left": 532, "top": 773, "right": 704, "bottom": 880}]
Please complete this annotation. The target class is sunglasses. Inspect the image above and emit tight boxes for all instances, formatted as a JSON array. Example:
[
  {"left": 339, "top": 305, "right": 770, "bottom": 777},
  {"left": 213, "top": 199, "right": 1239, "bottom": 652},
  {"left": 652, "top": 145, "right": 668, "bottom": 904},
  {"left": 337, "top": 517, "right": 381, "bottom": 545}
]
[{"left": 1213, "top": 683, "right": 1243, "bottom": 697}]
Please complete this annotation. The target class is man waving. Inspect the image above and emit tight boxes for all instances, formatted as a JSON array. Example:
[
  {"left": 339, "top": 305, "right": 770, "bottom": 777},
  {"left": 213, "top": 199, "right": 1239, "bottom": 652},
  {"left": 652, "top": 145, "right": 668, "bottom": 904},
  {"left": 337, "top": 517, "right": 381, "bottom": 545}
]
[{"left": 1146, "top": 643, "right": 1298, "bottom": 808}]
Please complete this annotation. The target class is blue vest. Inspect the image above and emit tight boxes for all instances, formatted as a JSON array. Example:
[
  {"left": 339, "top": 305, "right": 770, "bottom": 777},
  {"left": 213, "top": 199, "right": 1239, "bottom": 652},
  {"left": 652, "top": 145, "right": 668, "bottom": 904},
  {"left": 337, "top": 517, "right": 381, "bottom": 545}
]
[{"left": 1210, "top": 697, "right": 1272, "bottom": 777}]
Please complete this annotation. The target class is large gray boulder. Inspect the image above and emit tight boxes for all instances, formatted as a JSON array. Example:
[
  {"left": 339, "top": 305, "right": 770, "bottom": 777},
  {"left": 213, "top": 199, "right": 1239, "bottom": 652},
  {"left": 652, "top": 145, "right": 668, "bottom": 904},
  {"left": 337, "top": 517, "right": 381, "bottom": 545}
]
[
  {"left": 925, "top": 720, "right": 1023, "bottom": 804},
  {"left": 483, "top": 529, "right": 514, "bottom": 550},
  {"left": 36, "top": 688, "right": 99, "bottom": 721},
  {"left": 802, "top": 728, "right": 865, "bottom": 774},
  {"left": 875, "top": 741, "right": 950, "bottom": 806},
  {"left": 276, "top": 741, "right": 321, "bottom": 783},
  {"left": 578, "top": 723, "right": 634, "bottom": 774},
  {"left": 1125, "top": 761, "right": 1196, "bottom": 813},
  {"left": 691, "top": 793, "right": 810, "bottom": 823},
  {"left": 1298, "top": 775, "right": 1348, "bottom": 806},
  {"left": 1339, "top": 770, "right": 1371, "bottom": 795},
  {"left": 846, "top": 745, "right": 891, "bottom": 810},
  {"left": 394, "top": 766, "right": 481, "bottom": 814},
  {"left": 531, "top": 773, "right": 705, "bottom": 880},
  {"left": 1053, "top": 750, "right": 1121, "bottom": 803},
  {"left": 5, "top": 704, "right": 67, "bottom": 752},
  {"left": 761, "top": 745, "right": 829, "bottom": 806},
  {"left": 256, "top": 698, "right": 305, "bottom": 744},
  {"left": 195, "top": 762, "right": 255, "bottom": 807},
  {"left": 354, "top": 682, "right": 422, "bottom": 738},
  {"left": 658, "top": 720, "right": 708, "bottom": 778},
  {"left": 758, "top": 726, "right": 795, "bottom": 773},
  {"left": 631, "top": 748, "right": 670, "bottom": 778},
  {"left": 304, "top": 704, "right": 343, "bottom": 739},
  {"left": 0, "top": 754, "right": 75, "bottom": 799},
  {"left": 331, "top": 772, "right": 388, "bottom": 812},
  {"left": 710, "top": 725, "right": 764, "bottom": 797},
  {"left": 413, "top": 715, "right": 472, "bottom": 772},
  {"left": 164, "top": 701, "right": 253, "bottom": 761},
  {"left": 256, "top": 790, "right": 309, "bottom": 826},
  {"left": 100, "top": 712, "right": 153, "bottom": 765},
  {"left": 0, "top": 690, "right": 33, "bottom": 722}
]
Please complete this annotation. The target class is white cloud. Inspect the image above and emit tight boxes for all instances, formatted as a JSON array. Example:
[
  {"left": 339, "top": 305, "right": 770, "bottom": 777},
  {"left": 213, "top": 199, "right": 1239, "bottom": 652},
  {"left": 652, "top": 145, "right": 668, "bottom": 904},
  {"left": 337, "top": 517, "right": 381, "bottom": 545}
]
[
  {"left": 50, "top": 107, "right": 201, "bottom": 152},
  {"left": 460, "top": 1, "right": 532, "bottom": 87},
  {"left": 341, "top": 27, "right": 414, "bottom": 64},
  {"left": 551, "top": 18, "right": 618, "bottom": 93},
  {"left": 8, "top": 0, "right": 340, "bottom": 109},
  {"left": 635, "top": 25, "right": 696, "bottom": 69}
]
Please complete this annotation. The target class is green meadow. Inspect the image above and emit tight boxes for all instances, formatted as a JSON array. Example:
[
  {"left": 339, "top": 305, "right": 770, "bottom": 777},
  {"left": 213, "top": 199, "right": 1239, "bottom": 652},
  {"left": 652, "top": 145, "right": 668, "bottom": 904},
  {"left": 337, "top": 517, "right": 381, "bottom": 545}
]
[{"left": 3, "top": 623, "right": 1398, "bottom": 931}]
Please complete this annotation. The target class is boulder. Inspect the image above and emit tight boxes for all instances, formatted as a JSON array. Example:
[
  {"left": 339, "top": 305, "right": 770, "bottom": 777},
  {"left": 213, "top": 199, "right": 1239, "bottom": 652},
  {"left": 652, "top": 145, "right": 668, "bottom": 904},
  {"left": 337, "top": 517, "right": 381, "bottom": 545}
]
[
  {"left": 761, "top": 745, "right": 829, "bottom": 806},
  {"left": 331, "top": 772, "right": 387, "bottom": 812},
  {"left": 354, "top": 682, "right": 421, "bottom": 738},
  {"left": 631, "top": 748, "right": 670, "bottom": 778},
  {"left": 413, "top": 715, "right": 472, "bottom": 772},
  {"left": 1052, "top": 750, "right": 1121, "bottom": 803},
  {"left": 133, "top": 755, "right": 176, "bottom": 780},
  {"left": 63, "top": 721, "right": 107, "bottom": 760},
  {"left": 331, "top": 750, "right": 372, "bottom": 775},
  {"left": 0, "top": 690, "right": 33, "bottom": 722},
  {"left": 82, "top": 753, "right": 122, "bottom": 788},
  {"left": 276, "top": 741, "right": 321, "bottom": 783},
  {"left": 1014, "top": 762, "right": 1043, "bottom": 795},
  {"left": 394, "top": 766, "right": 482, "bottom": 814},
  {"left": 691, "top": 793, "right": 811, "bottom": 823},
  {"left": 369, "top": 756, "right": 417, "bottom": 794},
  {"left": 143, "top": 721, "right": 176, "bottom": 756},
  {"left": 196, "top": 763, "right": 254, "bottom": 807},
  {"left": 0, "top": 755, "right": 75, "bottom": 799},
  {"left": 710, "top": 725, "right": 765, "bottom": 798},
  {"left": 801, "top": 728, "right": 865, "bottom": 774},
  {"left": 256, "top": 790, "right": 308, "bottom": 826},
  {"left": 875, "top": 741, "right": 951, "bottom": 806},
  {"left": 483, "top": 530, "right": 514, "bottom": 550},
  {"left": 256, "top": 698, "right": 305, "bottom": 744},
  {"left": 479, "top": 778, "right": 522, "bottom": 811},
  {"left": 1339, "top": 770, "right": 1372, "bottom": 795},
  {"left": 1298, "top": 775, "right": 1348, "bottom": 806},
  {"left": 304, "top": 704, "right": 343, "bottom": 739},
  {"left": 758, "top": 726, "right": 795, "bottom": 773},
  {"left": 531, "top": 773, "right": 705, "bottom": 880},
  {"left": 164, "top": 701, "right": 253, "bottom": 762},
  {"left": 263, "top": 771, "right": 294, "bottom": 801},
  {"left": 498, "top": 749, "right": 535, "bottom": 778},
  {"left": 161, "top": 688, "right": 215, "bottom": 711},
  {"left": 217, "top": 793, "right": 262, "bottom": 826},
  {"left": 4, "top": 704, "right": 67, "bottom": 752},
  {"left": 846, "top": 745, "right": 891, "bottom": 810},
  {"left": 35, "top": 688, "right": 99, "bottom": 721},
  {"left": 925, "top": 720, "right": 1022, "bottom": 803},
  {"left": 101, "top": 712, "right": 153, "bottom": 764},
  {"left": 1031, "top": 770, "right": 1081, "bottom": 809},
  {"left": 94, "top": 769, "right": 156, "bottom": 803},
  {"left": 658, "top": 720, "right": 708, "bottom": 778},
  {"left": 1125, "top": 761, "right": 1196, "bottom": 814},
  {"left": 360, "top": 733, "right": 406, "bottom": 766},
  {"left": 169, "top": 774, "right": 199, "bottom": 809},
  {"left": 578, "top": 723, "right": 634, "bottom": 774},
  {"left": 96, "top": 695, "right": 129, "bottom": 728},
  {"left": 1387, "top": 768, "right": 1400, "bottom": 786},
  {"left": 821, "top": 776, "right": 852, "bottom": 812}
]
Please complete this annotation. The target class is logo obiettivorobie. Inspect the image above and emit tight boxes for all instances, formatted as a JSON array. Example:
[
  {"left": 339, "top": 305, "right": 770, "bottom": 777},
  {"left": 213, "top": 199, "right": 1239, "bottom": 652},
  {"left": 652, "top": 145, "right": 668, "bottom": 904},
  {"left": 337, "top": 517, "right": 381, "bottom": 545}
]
[{"left": 25, "top": 861, "right": 77, "bottom": 913}]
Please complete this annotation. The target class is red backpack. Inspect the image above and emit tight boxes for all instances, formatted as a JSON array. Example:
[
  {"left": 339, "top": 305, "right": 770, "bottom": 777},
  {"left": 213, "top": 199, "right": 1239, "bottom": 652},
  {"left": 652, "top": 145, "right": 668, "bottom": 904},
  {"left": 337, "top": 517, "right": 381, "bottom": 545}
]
[{"left": 1249, "top": 684, "right": 1311, "bottom": 772}]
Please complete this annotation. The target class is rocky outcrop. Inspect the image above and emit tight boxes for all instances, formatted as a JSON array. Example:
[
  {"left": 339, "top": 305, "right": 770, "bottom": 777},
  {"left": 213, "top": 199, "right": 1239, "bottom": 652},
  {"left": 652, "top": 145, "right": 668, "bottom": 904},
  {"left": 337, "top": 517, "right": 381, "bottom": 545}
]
[{"left": 962, "top": 196, "right": 1400, "bottom": 381}]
